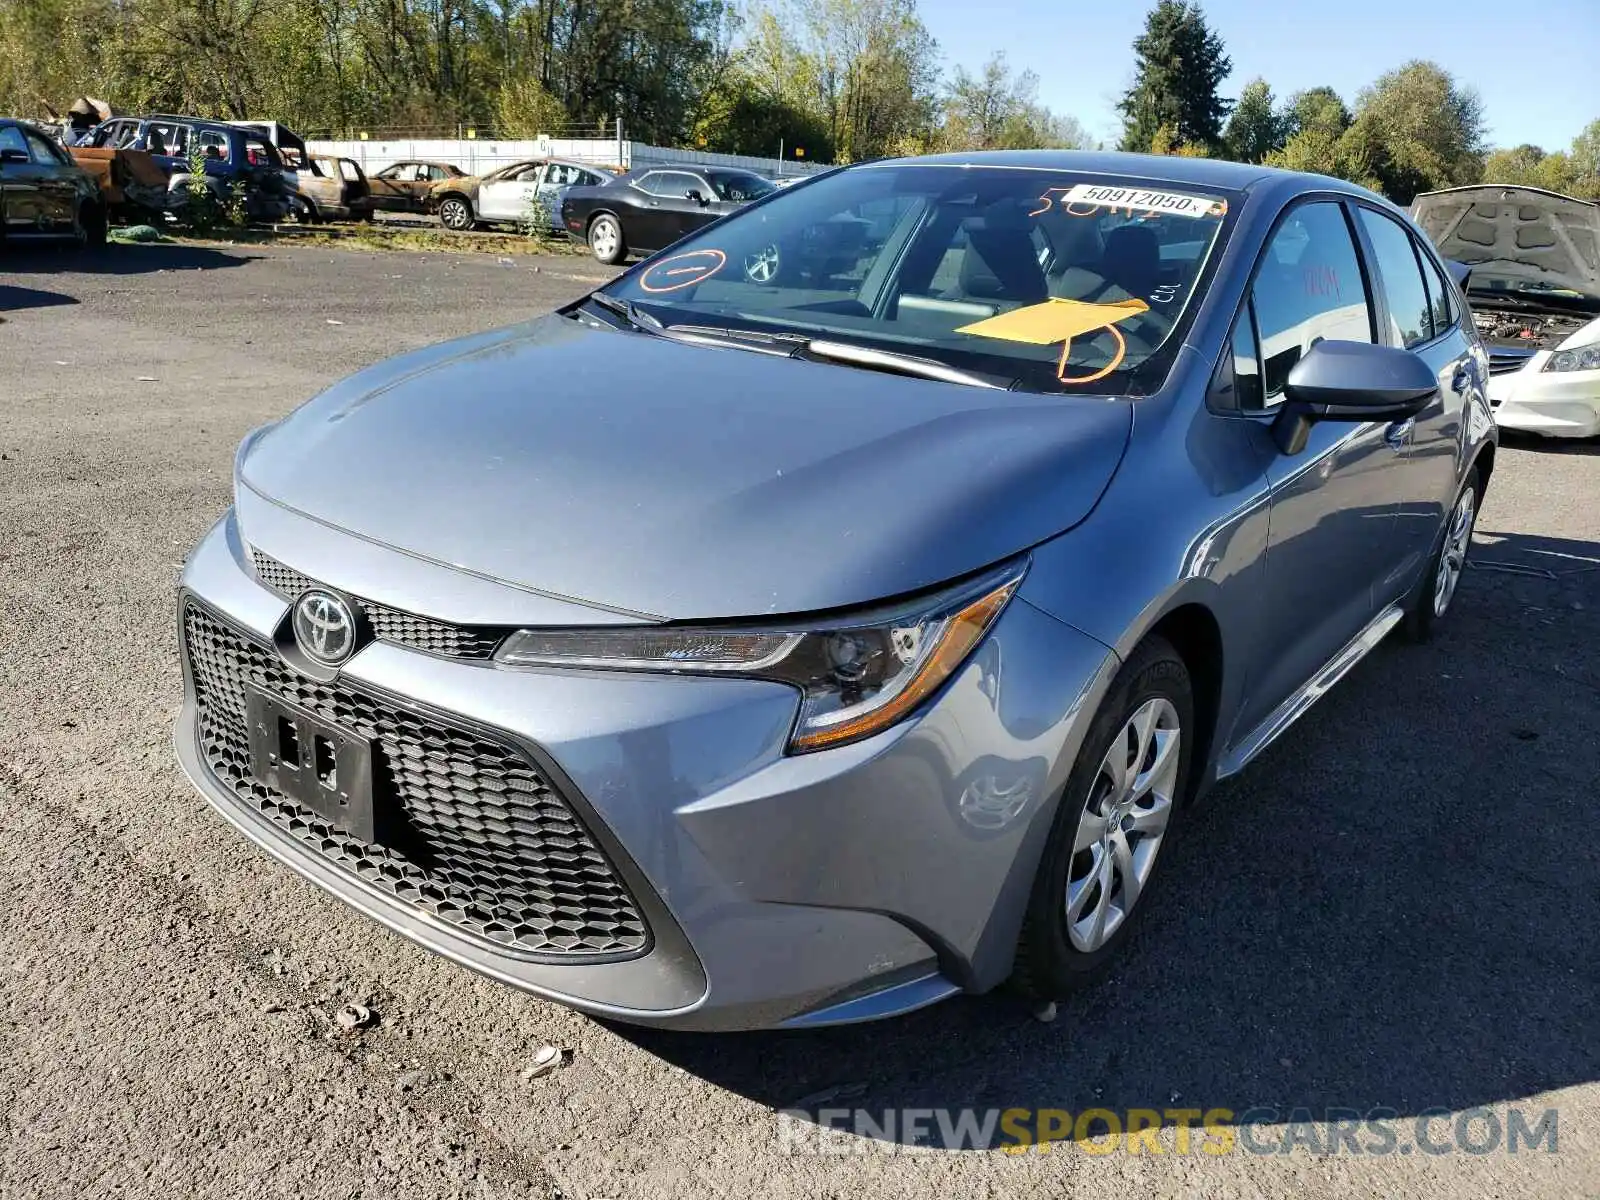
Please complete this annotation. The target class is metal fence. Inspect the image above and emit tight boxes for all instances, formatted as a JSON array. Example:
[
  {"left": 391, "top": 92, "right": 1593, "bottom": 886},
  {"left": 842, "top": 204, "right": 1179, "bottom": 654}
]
[{"left": 302, "top": 134, "right": 826, "bottom": 180}]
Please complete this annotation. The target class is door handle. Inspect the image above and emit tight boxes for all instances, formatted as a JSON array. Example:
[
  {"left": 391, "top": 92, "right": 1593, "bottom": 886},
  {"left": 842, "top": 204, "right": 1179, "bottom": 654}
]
[{"left": 1384, "top": 418, "right": 1414, "bottom": 450}]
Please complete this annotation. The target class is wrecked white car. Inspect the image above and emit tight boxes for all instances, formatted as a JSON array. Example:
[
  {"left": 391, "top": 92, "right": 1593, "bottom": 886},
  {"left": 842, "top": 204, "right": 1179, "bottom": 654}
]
[{"left": 1414, "top": 184, "right": 1600, "bottom": 438}]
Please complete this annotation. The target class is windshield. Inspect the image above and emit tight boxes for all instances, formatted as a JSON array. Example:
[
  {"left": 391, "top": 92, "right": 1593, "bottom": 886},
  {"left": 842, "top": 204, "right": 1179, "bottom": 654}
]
[
  {"left": 708, "top": 170, "right": 776, "bottom": 203},
  {"left": 602, "top": 163, "right": 1236, "bottom": 394}
]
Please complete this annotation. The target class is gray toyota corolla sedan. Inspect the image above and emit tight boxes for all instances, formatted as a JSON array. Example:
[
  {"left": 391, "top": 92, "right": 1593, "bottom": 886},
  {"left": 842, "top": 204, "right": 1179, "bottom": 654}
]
[{"left": 176, "top": 151, "right": 1495, "bottom": 1031}]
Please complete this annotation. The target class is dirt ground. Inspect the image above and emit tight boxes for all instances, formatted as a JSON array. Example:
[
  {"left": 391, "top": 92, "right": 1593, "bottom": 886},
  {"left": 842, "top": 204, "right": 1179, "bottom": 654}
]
[{"left": 1, "top": 242, "right": 1597, "bottom": 1199}]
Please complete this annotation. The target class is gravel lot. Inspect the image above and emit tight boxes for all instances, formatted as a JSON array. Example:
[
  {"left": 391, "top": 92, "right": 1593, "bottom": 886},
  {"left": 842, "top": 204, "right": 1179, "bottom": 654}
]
[{"left": 2, "top": 242, "right": 1597, "bottom": 1199}]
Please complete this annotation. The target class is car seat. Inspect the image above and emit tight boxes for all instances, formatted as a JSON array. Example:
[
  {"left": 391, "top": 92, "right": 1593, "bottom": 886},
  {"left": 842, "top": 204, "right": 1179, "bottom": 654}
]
[{"left": 952, "top": 223, "right": 1049, "bottom": 307}]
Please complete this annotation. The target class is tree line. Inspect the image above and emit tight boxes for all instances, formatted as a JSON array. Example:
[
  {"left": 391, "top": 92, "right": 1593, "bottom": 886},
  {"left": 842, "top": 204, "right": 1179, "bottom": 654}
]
[
  {"left": 1120, "top": 0, "right": 1599, "bottom": 203},
  {"left": 1, "top": 0, "right": 1595, "bottom": 202},
  {"left": 0, "top": 0, "right": 1086, "bottom": 158}
]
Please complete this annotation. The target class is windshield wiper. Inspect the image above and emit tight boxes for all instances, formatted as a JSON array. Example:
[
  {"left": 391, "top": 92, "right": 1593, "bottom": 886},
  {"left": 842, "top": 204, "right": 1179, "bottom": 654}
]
[
  {"left": 581, "top": 291, "right": 663, "bottom": 334},
  {"left": 798, "top": 339, "right": 1009, "bottom": 389},
  {"left": 589, "top": 306, "right": 1010, "bottom": 388},
  {"left": 664, "top": 324, "right": 1009, "bottom": 387}
]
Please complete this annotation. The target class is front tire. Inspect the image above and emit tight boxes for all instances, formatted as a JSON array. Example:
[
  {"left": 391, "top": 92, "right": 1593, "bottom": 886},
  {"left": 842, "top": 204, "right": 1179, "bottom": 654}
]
[
  {"left": 437, "top": 195, "right": 474, "bottom": 232},
  {"left": 588, "top": 213, "right": 625, "bottom": 264},
  {"left": 77, "top": 201, "right": 108, "bottom": 249},
  {"left": 1402, "top": 465, "right": 1480, "bottom": 642},
  {"left": 1011, "top": 636, "right": 1193, "bottom": 1000}
]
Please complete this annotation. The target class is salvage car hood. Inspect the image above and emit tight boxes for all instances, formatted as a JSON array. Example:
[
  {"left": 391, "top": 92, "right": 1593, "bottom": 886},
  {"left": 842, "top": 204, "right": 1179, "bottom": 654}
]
[
  {"left": 238, "top": 316, "right": 1133, "bottom": 620},
  {"left": 1412, "top": 185, "right": 1600, "bottom": 311}
]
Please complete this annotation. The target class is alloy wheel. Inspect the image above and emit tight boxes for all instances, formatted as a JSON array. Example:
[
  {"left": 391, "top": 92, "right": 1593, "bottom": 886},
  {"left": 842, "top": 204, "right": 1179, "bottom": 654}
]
[
  {"left": 440, "top": 198, "right": 471, "bottom": 231},
  {"left": 1065, "top": 697, "right": 1181, "bottom": 953},
  {"left": 744, "top": 244, "right": 781, "bottom": 283},
  {"left": 1433, "top": 486, "right": 1476, "bottom": 617},
  {"left": 590, "top": 218, "right": 619, "bottom": 260}
]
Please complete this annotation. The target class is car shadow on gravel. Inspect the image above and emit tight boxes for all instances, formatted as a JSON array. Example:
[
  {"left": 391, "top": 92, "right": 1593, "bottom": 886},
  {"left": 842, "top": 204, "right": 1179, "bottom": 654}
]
[
  {"left": 0, "top": 283, "right": 78, "bottom": 313},
  {"left": 616, "top": 530, "right": 1600, "bottom": 1147},
  {"left": 0, "top": 244, "right": 256, "bottom": 276},
  {"left": 1498, "top": 430, "right": 1600, "bottom": 457}
]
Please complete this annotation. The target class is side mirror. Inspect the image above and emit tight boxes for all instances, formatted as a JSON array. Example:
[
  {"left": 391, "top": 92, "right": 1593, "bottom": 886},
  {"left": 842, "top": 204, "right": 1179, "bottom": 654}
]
[
  {"left": 0, "top": 148, "right": 29, "bottom": 166},
  {"left": 686, "top": 189, "right": 707, "bottom": 206},
  {"left": 1272, "top": 340, "right": 1437, "bottom": 455}
]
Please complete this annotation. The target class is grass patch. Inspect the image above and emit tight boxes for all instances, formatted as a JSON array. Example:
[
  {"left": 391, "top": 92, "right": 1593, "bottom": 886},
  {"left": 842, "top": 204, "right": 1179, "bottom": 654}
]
[{"left": 183, "top": 223, "right": 592, "bottom": 258}]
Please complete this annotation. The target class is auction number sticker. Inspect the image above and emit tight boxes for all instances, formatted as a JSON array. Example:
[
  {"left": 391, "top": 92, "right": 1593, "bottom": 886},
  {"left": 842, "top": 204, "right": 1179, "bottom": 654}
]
[{"left": 1061, "top": 184, "right": 1225, "bottom": 219}]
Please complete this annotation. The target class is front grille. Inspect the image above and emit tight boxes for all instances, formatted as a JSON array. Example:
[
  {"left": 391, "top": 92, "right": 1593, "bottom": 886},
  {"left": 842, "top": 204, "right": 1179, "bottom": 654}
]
[
  {"left": 1488, "top": 349, "right": 1536, "bottom": 377},
  {"left": 183, "top": 601, "right": 649, "bottom": 959},
  {"left": 251, "top": 550, "right": 509, "bottom": 659}
]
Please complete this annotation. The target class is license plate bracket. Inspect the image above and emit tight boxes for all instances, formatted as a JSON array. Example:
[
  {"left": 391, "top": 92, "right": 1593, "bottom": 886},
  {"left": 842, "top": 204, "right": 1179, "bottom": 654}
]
[{"left": 246, "top": 688, "right": 376, "bottom": 842}]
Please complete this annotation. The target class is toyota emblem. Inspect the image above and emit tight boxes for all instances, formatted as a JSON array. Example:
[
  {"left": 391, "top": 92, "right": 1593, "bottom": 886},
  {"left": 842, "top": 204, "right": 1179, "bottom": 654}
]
[{"left": 292, "top": 590, "right": 359, "bottom": 667}]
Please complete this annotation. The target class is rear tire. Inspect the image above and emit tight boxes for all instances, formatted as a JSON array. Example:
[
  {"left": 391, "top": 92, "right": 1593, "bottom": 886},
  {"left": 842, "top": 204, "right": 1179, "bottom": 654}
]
[
  {"left": 1402, "top": 466, "right": 1480, "bottom": 643},
  {"left": 1011, "top": 636, "right": 1194, "bottom": 1001},
  {"left": 588, "top": 213, "right": 625, "bottom": 264}
]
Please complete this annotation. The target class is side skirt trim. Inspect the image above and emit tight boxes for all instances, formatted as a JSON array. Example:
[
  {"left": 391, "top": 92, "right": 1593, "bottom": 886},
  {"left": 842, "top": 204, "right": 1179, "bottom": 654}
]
[{"left": 1217, "top": 603, "right": 1405, "bottom": 780}]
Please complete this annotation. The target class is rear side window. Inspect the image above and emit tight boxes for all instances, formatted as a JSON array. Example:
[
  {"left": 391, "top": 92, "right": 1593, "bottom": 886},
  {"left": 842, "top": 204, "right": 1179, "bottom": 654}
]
[
  {"left": 1357, "top": 208, "right": 1433, "bottom": 349},
  {"left": 197, "top": 130, "right": 229, "bottom": 161},
  {"left": 1251, "top": 201, "right": 1374, "bottom": 400},
  {"left": 1416, "top": 242, "right": 1455, "bottom": 337}
]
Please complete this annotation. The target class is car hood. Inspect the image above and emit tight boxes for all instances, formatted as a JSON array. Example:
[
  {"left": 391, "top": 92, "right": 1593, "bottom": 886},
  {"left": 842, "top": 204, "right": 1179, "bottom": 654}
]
[
  {"left": 1412, "top": 185, "right": 1600, "bottom": 312},
  {"left": 238, "top": 316, "right": 1133, "bottom": 621},
  {"left": 429, "top": 175, "right": 481, "bottom": 199}
]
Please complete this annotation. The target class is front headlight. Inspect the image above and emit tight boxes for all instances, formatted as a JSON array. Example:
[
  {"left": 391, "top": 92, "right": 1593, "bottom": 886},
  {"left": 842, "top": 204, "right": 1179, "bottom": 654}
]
[
  {"left": 495, "top": 562, "right": 1026, "bottom": 754},
  {"left": 1543, "top": 343, "right": 1600, "bottom": 372}
]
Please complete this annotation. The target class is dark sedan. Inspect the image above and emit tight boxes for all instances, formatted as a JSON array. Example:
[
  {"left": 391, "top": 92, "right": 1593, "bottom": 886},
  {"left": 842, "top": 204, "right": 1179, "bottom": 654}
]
[
  {"left": 0, "top": 118, "right": 106, "bottom": 245},
  {"left": 561, "top": 164, "right": 775, "bottom": 263}
]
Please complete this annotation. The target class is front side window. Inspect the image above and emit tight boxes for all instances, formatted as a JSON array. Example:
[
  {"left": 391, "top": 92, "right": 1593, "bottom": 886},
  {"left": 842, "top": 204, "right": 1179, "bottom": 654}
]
[
  {"left": 1225, "top": 307, "right": 1265, "bottom": 411},
  {"left": 0, "top": 125, "right": 27, "bottom": 155},
  {"left": 1251, "top": 201, "right": 1373, "bottom": 399},
  {"left": 23, "top": 129, "right": 65, "bottom": 165},
  {"left": 637, "top": 171, "right": 700, "bottom": 199},
  {"left": 602, "top": 165, "right": 1236, "bottom": 396},
  {"left": 1357, "top": 207, "right": 1432, "bottom": 349}
]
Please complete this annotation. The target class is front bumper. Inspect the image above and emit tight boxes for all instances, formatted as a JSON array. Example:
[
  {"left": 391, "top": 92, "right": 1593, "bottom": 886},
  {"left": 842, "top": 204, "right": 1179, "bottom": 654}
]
[
  {"left": 1488, "top": 356, "right": 1600, "bottom": 438},
  {"left": 175, "top": 508, "right": 1117, "bottom": 1030}
]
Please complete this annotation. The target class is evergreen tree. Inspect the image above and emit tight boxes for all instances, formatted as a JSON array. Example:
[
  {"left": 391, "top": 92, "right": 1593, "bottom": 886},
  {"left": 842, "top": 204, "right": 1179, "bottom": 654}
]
[{"left": 1118, "top": 0, "right": 1232, "bottom": 154}]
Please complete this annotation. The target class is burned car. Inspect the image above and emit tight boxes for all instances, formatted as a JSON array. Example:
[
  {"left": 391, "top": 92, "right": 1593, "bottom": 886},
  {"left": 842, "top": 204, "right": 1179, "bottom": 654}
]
[
  {"left": 86, "top": 115, "right": 292, "bottom": 222},
  {"left": 289, "top": 155, "right": 375, "bottom": 223},
  {"left": 428, "top": 159, "right": 612, "bottom": 232},
  {"left": 1, "top": 118, "right": 107, "bottom": 245},
  {"left": 368, "top": 161, "right": 463, "bottom": 214},
  {"left": 1414, "top": 184, "right": 1600, "bottom": 438},
  {"left": 65, "top": 141, "right": 169, "bottom": 223}
]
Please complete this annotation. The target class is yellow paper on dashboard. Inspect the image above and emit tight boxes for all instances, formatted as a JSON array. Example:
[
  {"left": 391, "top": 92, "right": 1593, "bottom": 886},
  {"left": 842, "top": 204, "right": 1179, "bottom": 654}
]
[{"left": 956, "top": 297, "right": 1150, "bottom": 346}]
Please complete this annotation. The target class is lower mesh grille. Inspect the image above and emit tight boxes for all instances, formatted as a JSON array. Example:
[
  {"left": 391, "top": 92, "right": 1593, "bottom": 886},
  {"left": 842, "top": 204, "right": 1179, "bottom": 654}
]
[
  {"left": 183, "top": 601, "right": 650, "bottom": 959},
  {"left": 250, "top": 550, "right": 509, "bottom": 660}
]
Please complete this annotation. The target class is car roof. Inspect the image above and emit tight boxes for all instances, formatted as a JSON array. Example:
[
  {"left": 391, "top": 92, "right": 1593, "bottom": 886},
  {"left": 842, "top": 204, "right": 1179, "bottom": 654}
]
[
  {"left": 140, "top": 114, "right": 247, "bottom": 134},
  {"left": 870, "top": 149, "right": 1387, "bottom": 201}
]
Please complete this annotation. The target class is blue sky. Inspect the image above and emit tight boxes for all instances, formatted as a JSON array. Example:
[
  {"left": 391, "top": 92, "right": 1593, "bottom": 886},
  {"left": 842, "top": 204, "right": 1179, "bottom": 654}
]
[{"left": 915, "top": 0, "right": 1600, "bottom": 152}]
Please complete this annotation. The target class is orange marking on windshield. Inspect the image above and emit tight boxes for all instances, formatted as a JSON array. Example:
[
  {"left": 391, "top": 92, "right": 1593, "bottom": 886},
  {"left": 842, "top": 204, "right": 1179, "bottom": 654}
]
[
  {"left": 638, "top": 248, "right": 728, "bottom": 293},
  {"left": 956, "top": 297, "right": 1147, "bottom": 386}
]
